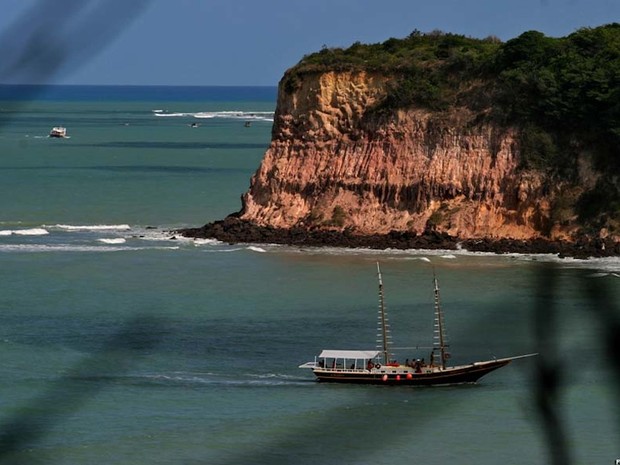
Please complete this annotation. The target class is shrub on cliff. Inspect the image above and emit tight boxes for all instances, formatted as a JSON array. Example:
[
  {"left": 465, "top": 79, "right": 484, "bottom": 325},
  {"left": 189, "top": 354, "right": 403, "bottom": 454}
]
[
  {"left": 494, "top": 25, "right": 620, "bottom": 164},
  {"left": 326, "top": 205, "right": 347, "bottom": 228},
  {"left": 284, "top": 29, "right": 500, "bottom": 111},
  {"left": 493, "top": 24, "right": 620, "bottom": 225},
  {"left": 282, "top": 24, "right": 620, "bottom": 231},
  {"left": 285, "top": 25, "right": 619, "bottom": 170}
]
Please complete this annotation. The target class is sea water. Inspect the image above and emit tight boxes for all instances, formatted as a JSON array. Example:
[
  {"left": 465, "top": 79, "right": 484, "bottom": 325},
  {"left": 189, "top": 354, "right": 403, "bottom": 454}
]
[{"left": 0, "top": 85, "right": 618, "bottom": 465}]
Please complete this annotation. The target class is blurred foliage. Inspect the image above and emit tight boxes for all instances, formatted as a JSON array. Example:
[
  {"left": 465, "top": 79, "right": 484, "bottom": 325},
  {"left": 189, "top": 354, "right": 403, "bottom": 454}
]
[{"left": 282, "top": 24, "right": 620, "bottom": 229}]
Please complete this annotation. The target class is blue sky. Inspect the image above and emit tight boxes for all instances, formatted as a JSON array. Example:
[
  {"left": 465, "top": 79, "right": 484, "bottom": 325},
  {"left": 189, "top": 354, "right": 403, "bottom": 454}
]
[{"left": 0, "top": 0, "right": 618, "bottom": 86}]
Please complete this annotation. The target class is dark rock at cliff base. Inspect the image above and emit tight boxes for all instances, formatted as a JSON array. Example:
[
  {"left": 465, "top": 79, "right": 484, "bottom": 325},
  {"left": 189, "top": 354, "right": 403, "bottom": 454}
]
[
  {"left": 460, "top": 236, "right": 619, "bottom": 259},
  {"left": 178, "top": 217, "right": 459, "bottom": 251},
  {"left": 178, "top": 218, "right": 620, "bottom": 258}
]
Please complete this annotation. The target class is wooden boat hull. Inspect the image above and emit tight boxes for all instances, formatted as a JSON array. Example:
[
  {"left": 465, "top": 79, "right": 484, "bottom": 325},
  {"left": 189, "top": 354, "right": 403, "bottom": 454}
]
[
  {"left": 312, "top": 359, "right": 512, "bottom": 386},
  {"left": 299, "top": 266, "right": 537, "bottom": 387}
]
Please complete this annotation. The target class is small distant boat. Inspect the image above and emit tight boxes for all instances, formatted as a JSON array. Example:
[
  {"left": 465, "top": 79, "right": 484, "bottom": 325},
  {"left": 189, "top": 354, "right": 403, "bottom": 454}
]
[
  {"left": 244, "top": 121, "right": 252, "bottom": 127},
  {"left": 299, "top": 263, "right": 536, "bottom": 386},
  {"left": 49, "top": 126, "right": 68, "bottom": 138}
]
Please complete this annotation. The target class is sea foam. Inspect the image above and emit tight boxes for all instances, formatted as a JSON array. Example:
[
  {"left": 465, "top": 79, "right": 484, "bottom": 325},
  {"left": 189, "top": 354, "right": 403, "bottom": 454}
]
[
  {"left": 98, "top": 238, "right": 127, "bottom": 244},
  {"left": 193, "top": 111, "right": 274, "bottom": 121},
  {"left": 0, "top": 228, "right": 49, "bottom": 236},
  {"left": 53, "top": 224, "right": 131, "bottom": 231},
  {"left": 153, "top": 112, "right": 188, "bottom": 117},
  {"left": 0, "top": 244, "right": 180, "bottom": 253},
  {"left": 153, "top": 109, "right": 274, "bottom": 122},
  {"left": 193, "top": 238, "right": 220, "bottom": 246}
]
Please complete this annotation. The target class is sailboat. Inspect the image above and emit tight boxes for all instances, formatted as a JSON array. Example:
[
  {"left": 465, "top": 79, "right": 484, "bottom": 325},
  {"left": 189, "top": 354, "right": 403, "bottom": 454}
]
[{"left": 299, "top": 263, "right": 536, "bottom": 386}]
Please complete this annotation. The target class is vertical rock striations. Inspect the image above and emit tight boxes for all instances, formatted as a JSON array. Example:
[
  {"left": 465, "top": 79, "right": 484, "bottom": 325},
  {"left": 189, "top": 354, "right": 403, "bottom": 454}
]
[{"left": 239, "top": 70, "right": 556, "bottom": 240}]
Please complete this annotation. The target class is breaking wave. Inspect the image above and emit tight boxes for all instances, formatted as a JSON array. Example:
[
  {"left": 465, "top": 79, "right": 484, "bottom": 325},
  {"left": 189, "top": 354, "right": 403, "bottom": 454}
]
[
  {"left": 153, "top": 109, "right": 274, "bottom": 122},
  {"left": 0, "top": 244, "right": 179, "bottom": 253},
  {"left": 98, "top": 238, "right": 127, "bottom": 244},
  {"left": 51, "top": 224, "right": 132, "bottom": 231},
  {"left": 0, "top": 228, "right": 49, "bottom": 236}
]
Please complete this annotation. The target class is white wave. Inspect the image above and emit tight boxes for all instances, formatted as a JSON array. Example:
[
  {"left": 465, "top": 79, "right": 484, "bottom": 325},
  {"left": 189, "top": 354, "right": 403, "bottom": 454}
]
[
  {"left": 153, "top": 112, "right": 189, "bottom": 117},
  {"left": 0, "top": 244, "right": 127, "bottom": 252},
  {"left": 52, "top": 224, "right": 131, "bottom": 231},
  {"left": 0, "top": 228, "right": 49, "bottom": 236},
  {"left": 193, "top": 238, "right": 220, "bottom": 246},
  {"left": 588, "top": 272, "right": 620, "bottom": 278},
  {"left": 440, "top": 254, "right": 457, "bottom": 259},
  {"left": 0, "top": 244, "right": 180, "bottom": 253},
  {"left": 98, "top": 238, "right": 126, "bottom": 244},
  {"left": 246, "top": 246, "right": 266, "bottom": 253},
  {"left": 193, "top": 110, "right": 274, "bottom": 121},
  {"left": 134, "top": 230, "right": 182, "bottom": 242},
  {"left": 266, "top": 243, "right": 620, "bottom": 273},
  {"left": 137, "top": 233, "right": 222, "bottom": 247},
  {"left": 152, "top": 109, "right": 274, "bottom": 121},
  {"left": 203, "top": 247, "right": 245, "bottom": 253}
]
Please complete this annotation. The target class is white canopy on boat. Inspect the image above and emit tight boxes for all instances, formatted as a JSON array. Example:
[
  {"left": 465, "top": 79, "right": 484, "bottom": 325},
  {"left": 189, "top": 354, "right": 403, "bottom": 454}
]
[{"left": 318, "top": 350, "right": 379, "bottom": 359}]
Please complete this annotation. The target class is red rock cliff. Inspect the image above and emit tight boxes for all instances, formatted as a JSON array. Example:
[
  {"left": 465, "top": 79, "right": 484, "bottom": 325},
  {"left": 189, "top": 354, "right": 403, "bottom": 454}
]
[{"left": 239, "top": 70, "right": 588, "bottom": 240}]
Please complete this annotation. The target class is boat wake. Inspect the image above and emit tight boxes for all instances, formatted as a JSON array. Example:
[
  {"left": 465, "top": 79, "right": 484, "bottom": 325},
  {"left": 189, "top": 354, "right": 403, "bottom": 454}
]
[{"left": 112, "top": 372, "right": 313, "bottom": 388}]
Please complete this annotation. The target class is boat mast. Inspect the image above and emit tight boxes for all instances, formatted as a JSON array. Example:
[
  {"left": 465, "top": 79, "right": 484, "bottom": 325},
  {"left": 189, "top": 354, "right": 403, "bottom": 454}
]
[
  {"left": 376, "top": 262, "right": 391, "bottom": 365},
  {"left": 432, "top": 271, "right": 450, "bottom": 369}
]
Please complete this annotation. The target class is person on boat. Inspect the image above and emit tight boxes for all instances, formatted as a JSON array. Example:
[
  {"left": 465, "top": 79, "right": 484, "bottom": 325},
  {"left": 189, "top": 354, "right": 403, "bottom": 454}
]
[
  {"left": 366, "top": 359, "right": 374, "bottom": 371},
  {"left": 414, "top": 359, "right": 422, "bottom": 373}
]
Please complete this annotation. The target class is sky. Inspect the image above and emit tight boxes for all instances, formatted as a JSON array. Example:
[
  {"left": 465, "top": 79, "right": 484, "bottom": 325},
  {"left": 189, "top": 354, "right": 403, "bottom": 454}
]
[{"left": 0, "top": 0, "right": 618, "bottom": 87}]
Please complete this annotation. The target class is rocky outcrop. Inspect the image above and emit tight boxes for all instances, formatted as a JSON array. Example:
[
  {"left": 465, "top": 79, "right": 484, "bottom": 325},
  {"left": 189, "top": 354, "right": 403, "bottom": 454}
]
[
  {"left": 179, "top": 68, "right": 619, "bottom": 257},
  {"left": 238, "top": 70, "right": 573, "bottom": 241},
  {"left": 180, "top": 216, "right": 620, "bottom": 258}
]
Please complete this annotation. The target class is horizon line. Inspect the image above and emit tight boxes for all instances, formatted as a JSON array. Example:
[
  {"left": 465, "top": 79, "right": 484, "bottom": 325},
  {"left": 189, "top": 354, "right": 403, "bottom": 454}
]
[{"left": 0, "top": 83, "right": 278, "bottom": 88}]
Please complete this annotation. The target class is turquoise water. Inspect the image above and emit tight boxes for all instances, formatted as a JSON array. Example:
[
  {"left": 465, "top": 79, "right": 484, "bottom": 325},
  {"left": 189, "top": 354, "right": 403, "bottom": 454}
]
[{"left": 0, "top": 86, "right": 618, "bottom": 464}]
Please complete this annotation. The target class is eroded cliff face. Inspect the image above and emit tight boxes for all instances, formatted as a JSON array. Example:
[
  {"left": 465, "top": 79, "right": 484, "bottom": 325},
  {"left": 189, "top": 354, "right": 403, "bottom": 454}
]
[{"left": 239, "top": 71, "right": 577, "bottom": 240}]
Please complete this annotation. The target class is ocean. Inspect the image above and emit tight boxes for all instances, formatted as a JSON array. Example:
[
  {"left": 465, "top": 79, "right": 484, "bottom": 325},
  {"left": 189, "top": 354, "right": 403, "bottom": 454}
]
[{"left": 0, "top": 85, "right": 618, "bottom": 465}]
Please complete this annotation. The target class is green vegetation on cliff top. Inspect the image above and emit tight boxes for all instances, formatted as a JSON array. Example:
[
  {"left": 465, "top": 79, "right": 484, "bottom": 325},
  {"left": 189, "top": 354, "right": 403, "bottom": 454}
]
[{"left": 284, "top": 24, "right": 620, "bottom": 233}]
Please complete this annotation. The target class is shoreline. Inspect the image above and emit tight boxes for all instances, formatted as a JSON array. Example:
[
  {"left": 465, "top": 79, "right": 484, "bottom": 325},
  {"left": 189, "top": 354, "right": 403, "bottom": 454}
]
[{"left": 177, "top": 217, "right": 620, "bottom": 260}]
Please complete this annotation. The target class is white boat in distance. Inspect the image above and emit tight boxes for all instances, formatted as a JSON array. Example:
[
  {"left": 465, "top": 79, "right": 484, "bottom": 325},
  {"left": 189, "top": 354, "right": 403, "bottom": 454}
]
[
  {"left": 49, "top": 126, "right": 68, "bottom": 138},
  {"left": 299, "top": 263, "right": 536, "bottom": 386}
]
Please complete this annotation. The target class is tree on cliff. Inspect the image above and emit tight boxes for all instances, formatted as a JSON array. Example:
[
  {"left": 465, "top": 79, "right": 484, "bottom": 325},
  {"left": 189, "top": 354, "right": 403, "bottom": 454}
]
[{"left": 283, "top": 24, "right": 620, "bottom": 235}]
